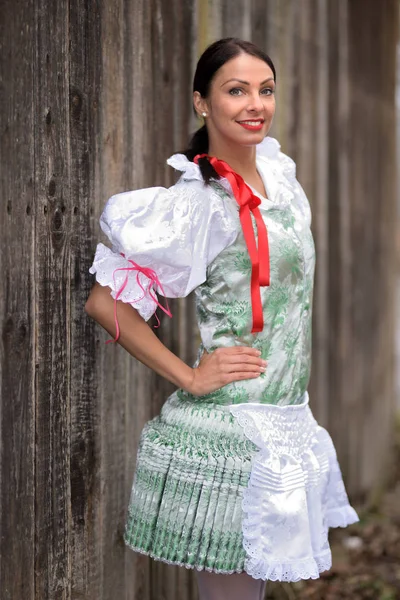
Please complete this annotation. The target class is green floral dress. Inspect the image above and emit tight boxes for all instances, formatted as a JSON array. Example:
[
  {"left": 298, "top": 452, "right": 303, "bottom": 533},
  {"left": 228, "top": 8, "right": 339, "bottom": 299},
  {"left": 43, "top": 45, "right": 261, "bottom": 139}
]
[{"left": 90, "top": 137, "right": 358, "bottom": 582}]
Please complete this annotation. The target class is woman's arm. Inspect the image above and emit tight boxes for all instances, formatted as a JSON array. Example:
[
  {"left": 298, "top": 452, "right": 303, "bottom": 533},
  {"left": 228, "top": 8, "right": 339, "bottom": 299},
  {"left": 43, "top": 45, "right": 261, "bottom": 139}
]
[
  {"left": 85, "top": 283, "right": 266, "bottom": 395},
  {"left": 85, "top": 282, "right": 195, "bottom": 390}
]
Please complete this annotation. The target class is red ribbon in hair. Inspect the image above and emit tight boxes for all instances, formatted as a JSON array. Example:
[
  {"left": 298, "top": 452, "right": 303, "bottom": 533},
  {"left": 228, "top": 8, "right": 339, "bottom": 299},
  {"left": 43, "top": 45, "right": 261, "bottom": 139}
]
[{"left": 194, "top": 154, "right": 270, "bottom": 333}]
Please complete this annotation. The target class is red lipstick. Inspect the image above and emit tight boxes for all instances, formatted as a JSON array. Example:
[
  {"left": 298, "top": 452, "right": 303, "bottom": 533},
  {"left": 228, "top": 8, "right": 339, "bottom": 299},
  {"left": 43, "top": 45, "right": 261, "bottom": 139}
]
[{"left": 236, "top": 119, "right": 264, "bottom": 131}]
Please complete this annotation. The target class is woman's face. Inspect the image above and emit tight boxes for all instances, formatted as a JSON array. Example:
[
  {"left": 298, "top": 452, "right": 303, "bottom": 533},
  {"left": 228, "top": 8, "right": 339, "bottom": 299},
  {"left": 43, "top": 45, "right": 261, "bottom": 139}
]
[{"left": 194, "top": 53, "right": 276, "bottom": 149}]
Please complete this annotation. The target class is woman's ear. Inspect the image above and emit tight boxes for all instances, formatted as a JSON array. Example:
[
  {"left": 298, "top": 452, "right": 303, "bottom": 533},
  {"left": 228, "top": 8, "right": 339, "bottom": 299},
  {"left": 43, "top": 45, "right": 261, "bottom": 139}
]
[{"left": 193, "top": 91, "right": 209, "bottom": 118}]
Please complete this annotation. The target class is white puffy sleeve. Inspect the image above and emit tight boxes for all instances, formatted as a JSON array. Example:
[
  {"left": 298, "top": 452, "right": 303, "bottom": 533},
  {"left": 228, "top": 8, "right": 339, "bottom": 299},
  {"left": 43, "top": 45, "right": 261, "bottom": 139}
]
[{"left": 89, "top": 180, "right": 239, "bottom": 322}]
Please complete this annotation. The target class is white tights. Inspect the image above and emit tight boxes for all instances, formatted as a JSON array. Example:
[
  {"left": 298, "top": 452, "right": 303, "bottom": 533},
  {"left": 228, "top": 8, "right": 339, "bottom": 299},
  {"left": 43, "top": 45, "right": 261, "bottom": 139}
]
[{"left": 196, "top": 570, "right": 267, "bottom": 600}]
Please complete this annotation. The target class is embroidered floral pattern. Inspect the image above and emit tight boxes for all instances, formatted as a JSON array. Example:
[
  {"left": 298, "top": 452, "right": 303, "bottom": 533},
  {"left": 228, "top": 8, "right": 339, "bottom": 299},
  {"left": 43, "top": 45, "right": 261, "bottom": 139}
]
[
  {"left": 124, "top": 396, "right": 256, "bottom": 571},
  {"left": 233, "top": 251, "right": 252, "bottom": 275}
]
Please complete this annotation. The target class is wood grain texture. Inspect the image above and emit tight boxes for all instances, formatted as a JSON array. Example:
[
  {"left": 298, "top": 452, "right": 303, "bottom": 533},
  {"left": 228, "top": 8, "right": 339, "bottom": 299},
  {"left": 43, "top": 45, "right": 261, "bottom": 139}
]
[
  {"left": 124, "top": 0, "right": 155, "bottom": 595},
  {"left": 222, "top": 0, "right": 251, "bottom": 39},
  {"left": 96, "top": 2, "right": 144, "bottom": 598},
  {"left": 345, "top": 0, "right": 398, "bottom": 496},
  {"left": 33, "top": 1, "right": 72, "bottom": 597},
  {"left": 310, "top": 0, "right": 330, "bottom": 428},
  {"left": 68, "top": 1, "right": 103, "bottom": 598},
  {"left": 326, "top": 0, "right": 352, "bottom": 490},
  {"left": 0, "top": 1, "right": 398, "bottom": 598},
  {"left": 0, "top": 1, "right": 35, "bottom": 598}
]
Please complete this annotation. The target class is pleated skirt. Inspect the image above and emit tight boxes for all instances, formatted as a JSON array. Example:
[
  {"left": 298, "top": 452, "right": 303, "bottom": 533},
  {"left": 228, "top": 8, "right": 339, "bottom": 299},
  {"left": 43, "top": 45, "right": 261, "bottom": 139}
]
[
  {"left": 123, "top": 390, "right": 359, "bottom": 579},
  {"left": 123, "top": 391, "right": 257, "bottom": 574}
]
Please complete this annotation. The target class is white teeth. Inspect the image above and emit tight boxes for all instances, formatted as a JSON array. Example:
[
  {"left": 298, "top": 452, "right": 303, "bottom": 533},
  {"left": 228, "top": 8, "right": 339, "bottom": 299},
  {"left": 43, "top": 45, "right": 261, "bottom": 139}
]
[{"left": 239, "top": 121, "right": 263, "bottom": 125}]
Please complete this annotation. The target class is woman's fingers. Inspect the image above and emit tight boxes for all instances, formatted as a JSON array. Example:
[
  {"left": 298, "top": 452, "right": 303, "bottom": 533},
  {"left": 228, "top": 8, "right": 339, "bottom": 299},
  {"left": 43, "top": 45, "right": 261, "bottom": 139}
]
[
  {"left": 223, "top": 362, "right": 266, "bottom": 373},
  {"left": 222, "top": 355, "right": 266, "bottom": 368},
  {"left": 190, "top": 346, "right": 268, "bottom": 395},
  {"left": 214, "top": 347, "right": 267, "bottom": 368},
  {"left": 216, "top": 346, "right": 261, "bottom": 356}
]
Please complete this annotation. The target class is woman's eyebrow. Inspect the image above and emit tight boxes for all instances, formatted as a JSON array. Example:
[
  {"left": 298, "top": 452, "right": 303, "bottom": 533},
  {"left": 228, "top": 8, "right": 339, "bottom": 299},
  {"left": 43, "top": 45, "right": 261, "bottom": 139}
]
[{"left": 220, "top": 77, "right": 275, "bottom": 87}]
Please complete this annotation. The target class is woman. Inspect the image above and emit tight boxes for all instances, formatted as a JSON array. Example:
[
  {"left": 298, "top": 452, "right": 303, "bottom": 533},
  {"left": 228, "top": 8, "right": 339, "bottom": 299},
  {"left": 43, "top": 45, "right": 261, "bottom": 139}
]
[{"left": 86, "top": 38, "right": 358, "bottom": 600}]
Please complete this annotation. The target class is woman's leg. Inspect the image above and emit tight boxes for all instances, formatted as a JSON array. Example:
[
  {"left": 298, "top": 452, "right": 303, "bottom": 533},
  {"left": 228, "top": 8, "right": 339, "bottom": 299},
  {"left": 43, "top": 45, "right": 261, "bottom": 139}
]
[{"left": 196, "top": 570, "right": 267, "bottom": 600}]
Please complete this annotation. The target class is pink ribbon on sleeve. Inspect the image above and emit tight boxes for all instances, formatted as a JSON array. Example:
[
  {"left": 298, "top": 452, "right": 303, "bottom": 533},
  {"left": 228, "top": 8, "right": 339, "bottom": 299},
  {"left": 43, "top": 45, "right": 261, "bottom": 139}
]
[{"left": 106, "top": 253, "right": 172, "bottom": 344}]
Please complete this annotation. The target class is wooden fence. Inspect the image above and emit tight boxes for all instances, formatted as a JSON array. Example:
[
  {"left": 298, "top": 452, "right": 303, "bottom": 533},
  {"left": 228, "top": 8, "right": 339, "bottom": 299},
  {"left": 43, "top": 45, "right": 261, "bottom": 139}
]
[{"left": 0, "top": 0, "right": 397, "bottom": 598}]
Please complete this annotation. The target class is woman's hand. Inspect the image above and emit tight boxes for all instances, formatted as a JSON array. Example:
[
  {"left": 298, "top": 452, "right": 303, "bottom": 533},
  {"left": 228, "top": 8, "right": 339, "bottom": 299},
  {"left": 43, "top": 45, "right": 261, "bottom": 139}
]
[
  {"left": 86, "top": 284, "right": 267, "bottom": 396},
  {"left": 187, "top": 347, "right": 267, "bottom": 396}
]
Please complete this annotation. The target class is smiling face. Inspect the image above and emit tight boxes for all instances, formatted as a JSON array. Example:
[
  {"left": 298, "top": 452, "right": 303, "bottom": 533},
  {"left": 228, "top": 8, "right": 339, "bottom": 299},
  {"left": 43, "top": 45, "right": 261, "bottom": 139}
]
[{"left": 193, "top": 52, "right": 276, "bottom": 152}]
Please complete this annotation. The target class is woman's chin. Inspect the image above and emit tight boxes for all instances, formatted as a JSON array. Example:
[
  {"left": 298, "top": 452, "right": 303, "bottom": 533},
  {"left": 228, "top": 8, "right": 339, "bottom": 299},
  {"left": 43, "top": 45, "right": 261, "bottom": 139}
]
[
  {"left": 236, "top": 133, "right": 267, "bottom": 147},
  {"left": 237, "top": 127, "right": 270, "bottom": 145}
]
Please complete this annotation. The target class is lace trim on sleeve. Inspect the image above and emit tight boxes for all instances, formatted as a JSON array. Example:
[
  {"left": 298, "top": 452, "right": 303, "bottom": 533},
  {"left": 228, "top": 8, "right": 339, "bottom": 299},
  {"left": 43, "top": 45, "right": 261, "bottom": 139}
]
[{"left": 89, "top": 243, "right": 171, "bottom": 340}]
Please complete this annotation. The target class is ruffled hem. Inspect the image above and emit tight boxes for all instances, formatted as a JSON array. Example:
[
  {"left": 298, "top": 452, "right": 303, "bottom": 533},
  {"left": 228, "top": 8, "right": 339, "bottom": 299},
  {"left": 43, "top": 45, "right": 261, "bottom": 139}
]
[
  {"left": 166, "top": 153, "right": 203, "bottom": 181},
  {"left": 257, "top": 137, "right": 313, "bottom": 223},
  {"left": 124, "top": 540, "right": 333, "bottom": 583},
  {"left": 246, "top": 551, "right": 332, "bottom": 582},
  {"left": 256, "top": 136, "right": 296, "bottom": 183},
  {"left": 327, "top": 505, "right": 360, "bottom": 528},
  {"left": 124, "top": 540, "right": 246, "bottom": 575},
  {"left": 256, "top": 136, "right": 281, "bottom": 159},
  {"left": 89, "top": 243, "right": 157, "bottom": 321}
]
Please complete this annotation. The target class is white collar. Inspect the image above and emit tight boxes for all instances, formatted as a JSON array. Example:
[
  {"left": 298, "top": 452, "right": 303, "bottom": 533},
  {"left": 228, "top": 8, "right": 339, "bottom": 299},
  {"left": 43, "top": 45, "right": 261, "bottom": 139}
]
[{"left": 166, "top": 136, "right": 293, "bottom": 209}]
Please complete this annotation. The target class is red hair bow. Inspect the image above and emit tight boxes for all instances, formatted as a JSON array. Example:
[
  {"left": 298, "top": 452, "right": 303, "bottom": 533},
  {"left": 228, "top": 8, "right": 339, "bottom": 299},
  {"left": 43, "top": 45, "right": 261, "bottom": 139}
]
[{"left": 194, "top": 154, "right": 270, "bottom": 333}]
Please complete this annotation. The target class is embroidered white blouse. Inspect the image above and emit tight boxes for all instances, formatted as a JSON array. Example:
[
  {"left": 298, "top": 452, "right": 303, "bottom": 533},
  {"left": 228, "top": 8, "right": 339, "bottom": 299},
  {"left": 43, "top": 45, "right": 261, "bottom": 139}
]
[{"left": 89, "top": 136, "right": 311, "bottom": 322}]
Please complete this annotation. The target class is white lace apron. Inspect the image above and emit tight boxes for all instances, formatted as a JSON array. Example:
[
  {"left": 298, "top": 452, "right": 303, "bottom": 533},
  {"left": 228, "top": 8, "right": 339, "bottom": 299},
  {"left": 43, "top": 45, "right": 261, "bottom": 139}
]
[{"left": 230, "top": 392, "right": 359, "bottom": 582}]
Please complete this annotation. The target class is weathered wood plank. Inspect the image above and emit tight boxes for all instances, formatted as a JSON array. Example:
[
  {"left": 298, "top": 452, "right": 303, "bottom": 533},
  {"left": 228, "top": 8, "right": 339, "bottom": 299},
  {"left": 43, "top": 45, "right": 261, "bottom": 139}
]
[
  {"left": 251, "top": 0, "right": 268, "bottom": 50},
  {"left": 345, "top": 0, "right": 398, "bottom": 496},
  {"left": 121, "top": 0, "right": 160, "bottom": 597},
  {"left": 262, "top": 0, "right": 297, "bottom": 145},
  {"left": 173, "top": 0, "right": 200, "bottom": 375},
  {"left": 33, "top": 1, "right": 73, "bottom": 597},
  {"left": 221, "top": 0, "right": 251, "bottom": 39},
  {"left": 68, "top": 1, "right": 103, "bottom": 598},
  {"left": 0, "top": 1, "right": 35, "bottom": 598},
  {"left": 326, "top": 0, "right": 353, "bottom": 486},
  {"left": 309, "top": 0, "right": 330, "bottom": 428},
  {"left": 95, "top": 2, "right": 144, "bottom": 599},
  {"left": 291, "top": 0, "right": 325, "bottom": 426}
]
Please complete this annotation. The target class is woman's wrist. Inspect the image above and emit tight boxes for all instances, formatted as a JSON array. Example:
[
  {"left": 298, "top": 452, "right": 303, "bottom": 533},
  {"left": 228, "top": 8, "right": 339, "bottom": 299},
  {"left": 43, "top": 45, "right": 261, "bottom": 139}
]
[{"left": 175, "top": 365, "right": 197, "bottom": 394}]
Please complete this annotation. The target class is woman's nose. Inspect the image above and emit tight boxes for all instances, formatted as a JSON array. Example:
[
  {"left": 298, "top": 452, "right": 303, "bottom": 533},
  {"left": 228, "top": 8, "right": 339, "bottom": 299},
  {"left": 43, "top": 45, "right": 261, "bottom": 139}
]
[{"left": 246, "top": 93, "right": 264, "bottom": 112}]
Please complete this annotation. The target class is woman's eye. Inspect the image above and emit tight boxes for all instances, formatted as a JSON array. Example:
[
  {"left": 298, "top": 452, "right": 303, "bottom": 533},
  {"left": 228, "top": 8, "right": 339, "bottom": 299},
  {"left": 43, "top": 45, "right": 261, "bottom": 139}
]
[
  {"left": 261, "top": 88, "right": 275, "bottom": 96},
  {"left": 229, "top": 87, "right": 275, "bottom": 96},
  {"left": 228, "top": 88, "right": 243, "bottom": 96}
]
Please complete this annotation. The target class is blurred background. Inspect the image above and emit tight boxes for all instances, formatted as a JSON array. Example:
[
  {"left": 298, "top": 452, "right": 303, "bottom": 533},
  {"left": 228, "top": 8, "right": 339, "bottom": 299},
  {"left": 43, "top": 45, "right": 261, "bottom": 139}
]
[{"left": 0, "top": 1, "right": 399, "bottom": 599}]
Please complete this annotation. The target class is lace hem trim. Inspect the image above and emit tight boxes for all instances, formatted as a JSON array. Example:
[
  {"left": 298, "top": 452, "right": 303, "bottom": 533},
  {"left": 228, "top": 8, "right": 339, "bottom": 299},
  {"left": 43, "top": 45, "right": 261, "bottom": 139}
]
[
  {"left": 327, "top": 505, "right": 360, "bottom": 528},
  {"left": 246, "top": 552, "right": 332, "bottom": 582},
  {"left": 124, "top": 540, "right": 245, "bottom": 575},
  {"left": 89, "top": 243, "right": 157, "bottom": 321}
]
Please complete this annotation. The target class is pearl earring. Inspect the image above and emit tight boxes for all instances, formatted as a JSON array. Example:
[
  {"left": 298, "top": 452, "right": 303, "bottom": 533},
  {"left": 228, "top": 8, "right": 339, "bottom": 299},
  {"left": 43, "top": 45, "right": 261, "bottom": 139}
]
[{"left": 202, "top": 112, "right": 207, "bottom": 117}]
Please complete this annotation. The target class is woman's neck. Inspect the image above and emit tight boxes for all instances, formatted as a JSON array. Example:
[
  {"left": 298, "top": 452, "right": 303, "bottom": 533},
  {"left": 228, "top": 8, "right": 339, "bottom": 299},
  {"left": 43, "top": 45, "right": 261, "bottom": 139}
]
[{"left": 207, "top": 141, "right": 258, "bottom": 181}]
